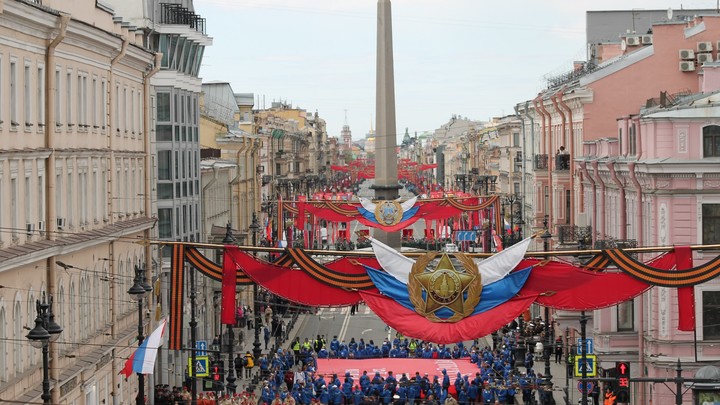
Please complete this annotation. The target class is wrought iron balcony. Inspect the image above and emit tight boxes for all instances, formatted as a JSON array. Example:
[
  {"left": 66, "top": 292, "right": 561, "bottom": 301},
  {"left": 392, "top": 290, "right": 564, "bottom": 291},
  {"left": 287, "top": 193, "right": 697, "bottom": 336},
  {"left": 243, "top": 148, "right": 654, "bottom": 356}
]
[
  {"left": 556, "top": 225, "right": 592, "bottom": 246},
  {"left": 160, "top": 3, "right": 207, "bottom": 34},
  {"left": 534, "top": 154, "right": 548, "bottom": 170},
  {"left": 555, "top": 154, "right": 570, "bottom": 170}
]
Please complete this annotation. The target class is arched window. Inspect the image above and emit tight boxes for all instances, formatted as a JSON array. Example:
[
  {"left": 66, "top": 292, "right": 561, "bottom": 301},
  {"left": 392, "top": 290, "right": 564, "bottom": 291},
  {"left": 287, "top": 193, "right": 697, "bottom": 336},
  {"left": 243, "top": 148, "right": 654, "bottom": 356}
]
[
  {"left": 13, "top": 299, "right": 23, "bottom": 376},
  {"left": 27, "top": 291, "right": 36, "bottom": 367},
  {"left": 0, "top": 305, "right": 7, "bottom": 382},
  {"left": 80, "top": 277, "right": 89, "bottom": 340},
  {"left": 56, "top": 284, "right": 65, "bottom": 334},
  {"left": 703, "top": 125, "right": 720, "bottom": 157},
  {"left": 69, "top": 281, "right": 76, "bottom": 345}
]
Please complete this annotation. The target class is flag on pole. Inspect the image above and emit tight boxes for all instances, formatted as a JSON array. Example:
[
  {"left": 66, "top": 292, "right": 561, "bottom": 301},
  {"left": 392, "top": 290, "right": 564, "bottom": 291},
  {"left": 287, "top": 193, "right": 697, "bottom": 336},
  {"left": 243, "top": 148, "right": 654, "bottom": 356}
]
[{"left": 119, "top": 318, "right": 167, "bottom": 378}]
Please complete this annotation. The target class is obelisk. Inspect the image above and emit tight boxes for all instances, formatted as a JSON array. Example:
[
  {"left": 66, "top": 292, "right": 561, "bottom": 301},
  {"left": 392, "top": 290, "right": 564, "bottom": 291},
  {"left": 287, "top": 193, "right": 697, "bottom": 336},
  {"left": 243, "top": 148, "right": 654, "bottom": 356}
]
[{"left": 372, "top": 0, "right": 402, "bottom": 248}]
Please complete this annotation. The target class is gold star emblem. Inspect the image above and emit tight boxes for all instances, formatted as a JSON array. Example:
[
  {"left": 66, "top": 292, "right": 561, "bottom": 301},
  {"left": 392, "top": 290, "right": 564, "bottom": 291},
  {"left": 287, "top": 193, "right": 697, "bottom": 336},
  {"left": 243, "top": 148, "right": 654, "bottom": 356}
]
[{"left": 408, "top": 253, "right": 482, "bottom": 322}]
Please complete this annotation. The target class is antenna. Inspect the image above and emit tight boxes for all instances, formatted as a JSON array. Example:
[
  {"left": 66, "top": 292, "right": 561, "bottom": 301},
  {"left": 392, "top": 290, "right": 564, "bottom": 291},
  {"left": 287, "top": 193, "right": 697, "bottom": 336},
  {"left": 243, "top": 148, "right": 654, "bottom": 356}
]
[{"left": 344, "top": 109, "right": 348, "bottom": 126}]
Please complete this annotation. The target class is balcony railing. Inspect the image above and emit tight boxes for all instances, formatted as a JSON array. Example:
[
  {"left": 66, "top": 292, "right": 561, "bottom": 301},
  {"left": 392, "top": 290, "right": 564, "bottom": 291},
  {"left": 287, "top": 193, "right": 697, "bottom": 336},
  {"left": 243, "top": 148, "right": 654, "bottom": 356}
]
[
  {"left": 556, "top": 225, "right": 592, "bottom": 246},
  {"left": 160, "top": 3, "right": 207, "bottom": 34},
  {"left": 534, "top": 154, "right": 548, "bottom": 170},
  {"left": 594, "top": 238, "right": 638, "bottom": 250},
  {"left": 555, "top": 154, "right": 570, "bottom": 170}
]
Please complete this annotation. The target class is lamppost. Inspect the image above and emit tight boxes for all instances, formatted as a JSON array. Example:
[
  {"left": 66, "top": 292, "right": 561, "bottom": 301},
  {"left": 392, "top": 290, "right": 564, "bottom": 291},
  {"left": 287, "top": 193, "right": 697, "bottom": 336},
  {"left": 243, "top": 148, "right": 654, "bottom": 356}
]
[
  {"left": 540, "top": 217, "right": 554, "bottom": 401},
  {"left": 222, "top": 224, "right": 237, "bottom": 395},
  {"left": 26, "top": 295, "right": 63, "bottom": 405},
  {"left": 249, "top": 213, "right": 262, "bottom": 387},
  {"left": 128, "top": 265, "right": 152, "bottom": 405}
]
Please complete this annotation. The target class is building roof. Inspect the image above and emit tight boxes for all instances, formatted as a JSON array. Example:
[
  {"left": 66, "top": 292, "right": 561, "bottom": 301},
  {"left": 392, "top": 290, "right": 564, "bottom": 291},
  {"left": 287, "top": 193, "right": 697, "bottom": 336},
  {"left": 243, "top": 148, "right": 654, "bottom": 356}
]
[
  {"left": 202, "top": 82, "right": 239, "bottom": 126},
  {"left": 235, "top": 93, "right": 255, "bottom": 107}
]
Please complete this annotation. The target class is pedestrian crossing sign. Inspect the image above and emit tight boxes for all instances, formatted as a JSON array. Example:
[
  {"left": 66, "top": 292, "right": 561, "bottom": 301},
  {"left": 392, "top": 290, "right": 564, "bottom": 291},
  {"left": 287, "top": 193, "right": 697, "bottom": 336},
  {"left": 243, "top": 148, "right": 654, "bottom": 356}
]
[
  {"left": 188, "top": 355, "right": 210, "bottom": 378},
  {"left": 574, "top": 354, "right": 597, "bottom": 377}
]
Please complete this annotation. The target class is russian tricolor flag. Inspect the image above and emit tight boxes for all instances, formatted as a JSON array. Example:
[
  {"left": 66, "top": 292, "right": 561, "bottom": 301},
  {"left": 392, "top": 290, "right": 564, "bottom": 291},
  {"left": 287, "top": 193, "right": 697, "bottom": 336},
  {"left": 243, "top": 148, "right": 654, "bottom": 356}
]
[{"left": 119, "top": 319, "right": 167, "bottom": 378}]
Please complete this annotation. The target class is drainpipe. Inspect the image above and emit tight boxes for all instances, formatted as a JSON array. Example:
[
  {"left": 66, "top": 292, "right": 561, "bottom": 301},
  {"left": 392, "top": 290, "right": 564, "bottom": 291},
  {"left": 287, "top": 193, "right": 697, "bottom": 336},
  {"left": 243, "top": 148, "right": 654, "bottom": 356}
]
[
  {"left": 537, "top": 96, "right": 554, "bottom": 229},
  {"left": 523, "top": 101, "right": 535, "bottom": 226},
  {"left": 142, "top": 52, "right": 161, "bottom": 281},
  {"left": 44, "top": 13, "right": 70, "bottom": 405},
  {"left": 607, "top": 161, "right": 627, "bottom": 239},
  {"left": 109, "top": 37, "right": 129, "bottom": 226},
  {"left": 551, "top": 92, "right": 568, "bottom": 225},
  {"left": 557, "top": 88, "right": 576, "bottom": 227},
  {"left": 591, "top": 160, "right": 606, "bottom": 238},
  {"left": 579, "top": 162, "right": 596, "bottom": 245},
  {"left": 514, "top": 104, "right": 526, "bottom": 237},
  {"left": 532, "top": 97, "right": 546, "bottom": 229},
  {"left": 628, "top": 161, "right": 645, "bottom": 405}
]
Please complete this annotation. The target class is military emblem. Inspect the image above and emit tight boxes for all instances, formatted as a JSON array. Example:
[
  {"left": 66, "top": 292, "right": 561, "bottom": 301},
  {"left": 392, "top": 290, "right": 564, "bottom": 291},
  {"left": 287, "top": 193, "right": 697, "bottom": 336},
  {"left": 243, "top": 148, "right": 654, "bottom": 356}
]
[
  {"left": 374, "top": 200, "right": 403, "bottom": 226},
  {"left": 408, "top": 252, "right": 482, "bottom": 322}
]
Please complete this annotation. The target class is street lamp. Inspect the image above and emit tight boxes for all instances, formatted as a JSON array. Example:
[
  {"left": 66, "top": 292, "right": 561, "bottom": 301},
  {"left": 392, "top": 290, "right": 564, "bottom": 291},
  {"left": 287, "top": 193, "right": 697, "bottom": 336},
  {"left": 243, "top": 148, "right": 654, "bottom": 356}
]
[
  {"left": 248, "top": 212, "right": 262, "bottom": 386},
  {"left": 540, "top": 218, "right": 554, "bottom": 400},
  {"left": 222, "top": 224, "right": 237, "bottom": 395},
  {"left": 128, "top": 265, "right": 151, "bottom": 405},
  {"left": 26, "top": 296, "right": 63, "bottom": 404}
]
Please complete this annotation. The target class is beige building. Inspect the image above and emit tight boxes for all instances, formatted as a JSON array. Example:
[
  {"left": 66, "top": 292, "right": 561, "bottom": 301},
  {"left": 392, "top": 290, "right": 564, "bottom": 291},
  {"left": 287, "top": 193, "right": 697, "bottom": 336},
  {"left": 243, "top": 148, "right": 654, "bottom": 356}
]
[{"left": 0, "top": 0, "right": 158, "bottom": 404}]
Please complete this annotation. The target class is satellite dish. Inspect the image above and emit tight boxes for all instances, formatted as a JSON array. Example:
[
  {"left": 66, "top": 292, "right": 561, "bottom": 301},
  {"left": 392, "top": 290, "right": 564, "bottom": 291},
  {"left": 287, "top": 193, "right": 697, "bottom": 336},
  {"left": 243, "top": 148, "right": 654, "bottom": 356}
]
[
  {"left": 621, "top": 39, "right": 627, "bottom": 51},
  {"left": 667, "top": 7, "right": 673, "bottom": 20}
]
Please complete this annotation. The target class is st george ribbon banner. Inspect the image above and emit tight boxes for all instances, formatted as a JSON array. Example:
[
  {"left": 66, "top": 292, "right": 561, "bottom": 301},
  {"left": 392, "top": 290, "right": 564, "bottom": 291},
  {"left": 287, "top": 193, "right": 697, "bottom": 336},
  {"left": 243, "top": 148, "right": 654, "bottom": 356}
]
[{"left": 317, "top": 358, "right": 479, "bottom": 380}]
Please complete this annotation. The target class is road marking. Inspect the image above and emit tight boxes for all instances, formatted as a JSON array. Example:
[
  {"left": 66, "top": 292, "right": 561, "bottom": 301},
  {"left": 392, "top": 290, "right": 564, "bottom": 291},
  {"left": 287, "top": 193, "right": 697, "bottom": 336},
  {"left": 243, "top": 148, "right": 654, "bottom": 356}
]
[
  {"left": 338, "top": 306, "right": 352, "bottom": 342},
  {"left": 361, "top": 328, "right": 372, "bottom": 335}
]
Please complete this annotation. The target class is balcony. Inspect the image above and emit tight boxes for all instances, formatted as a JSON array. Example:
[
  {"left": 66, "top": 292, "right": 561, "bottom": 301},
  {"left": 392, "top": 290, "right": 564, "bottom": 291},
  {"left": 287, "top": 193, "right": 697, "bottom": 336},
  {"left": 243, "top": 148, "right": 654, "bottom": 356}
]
[
  {"left": 555, "top": 154, "right": 570, "bottom": 171},
  {"left": 556, "top": 225, "right": 592, "bottom": 246},
  {"left": 534, "top": 154, "right": 548, "bottom": 170},
  {"left": 160, "top": 3, "right": 207, "bottom": 34}
]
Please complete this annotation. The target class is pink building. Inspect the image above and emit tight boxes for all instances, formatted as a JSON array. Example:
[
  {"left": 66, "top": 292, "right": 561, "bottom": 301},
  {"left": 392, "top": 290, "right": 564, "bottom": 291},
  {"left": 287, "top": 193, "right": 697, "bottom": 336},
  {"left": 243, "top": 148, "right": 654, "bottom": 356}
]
[{"left": 517, "top": 15, "right": 720, "bottom": 404}]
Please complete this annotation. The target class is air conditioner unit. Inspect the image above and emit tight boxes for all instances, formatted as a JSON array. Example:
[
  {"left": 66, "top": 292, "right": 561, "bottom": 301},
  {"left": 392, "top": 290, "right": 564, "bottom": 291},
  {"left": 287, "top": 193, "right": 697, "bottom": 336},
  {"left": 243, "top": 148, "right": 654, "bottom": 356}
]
[
  {"left": 680, "top": 61, "right": 696, "bottom": 72},
  {"left": 26, "top": 223, "right": 35, "bottom": 236},
  {"left": 57, "top": 217, "right": 67, "bottom": 230},
  {"left": 698, "top": 41, "right": 713, "bottom": 52},
  {"left": 679, "top": 49, "right": 695, "bottom": 59},
  {"left": 642, "top": 34, "right": 653, "bottom": 44},
  {"left": 698, "top": 53, "right": 714, "bottom": 64},
  {"left": 626, "top": 36, "right": 641, "bottom": 46}
]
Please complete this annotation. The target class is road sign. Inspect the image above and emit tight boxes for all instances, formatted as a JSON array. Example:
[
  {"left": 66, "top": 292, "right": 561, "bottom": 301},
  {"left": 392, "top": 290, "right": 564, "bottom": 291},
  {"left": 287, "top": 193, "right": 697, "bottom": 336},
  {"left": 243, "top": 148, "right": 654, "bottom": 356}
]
[
  {"left": 576, "top": 338, "right": 594, "bottom": 354},
  {"left": 455, "top": 231, "right": 477, "bottom": 242},
  {"left": 188, "top": 355, "right": 209, "bottom": 378},
  {"left": 577, "top": 380, "right": 595, "bottom": 394},
  {"left": 195, "top": 340, "right": 207, "bottom": 356},
  {"left": 574, "top": 354, "right": 597, "bottom": 377}
]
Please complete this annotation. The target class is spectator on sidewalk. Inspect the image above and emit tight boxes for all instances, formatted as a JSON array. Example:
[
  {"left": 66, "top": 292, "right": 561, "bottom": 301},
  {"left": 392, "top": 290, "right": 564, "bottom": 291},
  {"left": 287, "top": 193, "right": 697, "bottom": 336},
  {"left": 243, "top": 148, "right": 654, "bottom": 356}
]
[{"left": 244, "top": 351, "right": 255, "bottom": 379}]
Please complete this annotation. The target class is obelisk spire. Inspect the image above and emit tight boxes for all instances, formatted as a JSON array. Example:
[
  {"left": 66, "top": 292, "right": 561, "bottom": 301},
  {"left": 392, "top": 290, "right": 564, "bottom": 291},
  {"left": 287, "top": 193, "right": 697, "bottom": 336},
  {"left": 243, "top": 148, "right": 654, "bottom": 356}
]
[{"left": 372, "top": 0, "right": 401, "bottom": 248}]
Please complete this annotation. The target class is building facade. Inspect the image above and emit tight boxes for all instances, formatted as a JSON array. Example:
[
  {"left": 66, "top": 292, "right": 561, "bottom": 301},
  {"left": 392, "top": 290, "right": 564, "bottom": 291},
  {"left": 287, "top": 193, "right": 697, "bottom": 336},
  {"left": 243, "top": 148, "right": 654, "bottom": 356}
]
[{"left": 0, "top": 0, "right": 158, "bottom": 403}]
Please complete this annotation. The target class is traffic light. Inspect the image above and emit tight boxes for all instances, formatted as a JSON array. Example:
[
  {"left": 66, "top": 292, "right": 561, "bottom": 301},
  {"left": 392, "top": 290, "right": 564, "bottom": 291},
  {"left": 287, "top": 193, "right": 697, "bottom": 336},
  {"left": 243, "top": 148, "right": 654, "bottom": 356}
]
[
  {"left": 615, "top": 361, "right": 631, "bottom": 403},
  {"left": 211, "top": 359, "right": 224, "bottom": 381}
]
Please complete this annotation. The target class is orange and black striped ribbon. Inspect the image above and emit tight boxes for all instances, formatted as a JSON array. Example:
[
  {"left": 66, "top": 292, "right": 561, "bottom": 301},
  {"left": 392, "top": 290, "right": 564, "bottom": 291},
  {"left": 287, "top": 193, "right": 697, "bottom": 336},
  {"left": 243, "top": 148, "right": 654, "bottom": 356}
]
[
  {"left": 169, "top": 244, "right": 185, "bottom": 350},
  {"left": 606, "top": 248, "right": 720, "bottom": 287},
  {"left": 185, "top": 246, "right": 253, "bottom": 284},
  {"left": 581, "top": 253, "right": 611, "bottom": 272},
  {"left": 287, "top": 248, "right": 375, "bottom": 289}
]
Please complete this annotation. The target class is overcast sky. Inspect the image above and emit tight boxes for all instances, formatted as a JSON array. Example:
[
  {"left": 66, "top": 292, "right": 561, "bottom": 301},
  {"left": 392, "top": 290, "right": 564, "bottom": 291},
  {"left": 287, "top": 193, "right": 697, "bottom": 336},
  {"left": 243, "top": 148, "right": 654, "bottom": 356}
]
[{"left": 194, "top": 0, "right": 717, "bottom": 141}]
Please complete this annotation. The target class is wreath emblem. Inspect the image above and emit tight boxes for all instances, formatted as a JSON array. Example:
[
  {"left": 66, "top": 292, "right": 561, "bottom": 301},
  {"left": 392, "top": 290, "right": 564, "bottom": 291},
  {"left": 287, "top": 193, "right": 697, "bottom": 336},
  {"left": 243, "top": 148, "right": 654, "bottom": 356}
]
[
  {"left": 408, "top": 252, "right": 482, "bottom": 323},
  {"left": 374, "top": 200, "right": 403, "bottom": 226}
]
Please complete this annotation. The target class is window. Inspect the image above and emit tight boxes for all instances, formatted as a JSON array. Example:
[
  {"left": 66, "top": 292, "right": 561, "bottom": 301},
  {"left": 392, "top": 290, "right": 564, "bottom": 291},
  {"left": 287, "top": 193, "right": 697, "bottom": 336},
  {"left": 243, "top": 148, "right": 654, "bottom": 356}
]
[
  {"left": 617, "top": 300, "right": 634, "bottom": 331},
  {"left": 704, "top": 125, "right": 720, "bottom": 157},
  {"left": 54, "top": 69, "right": 61, "bottom": 129},
  {"left": 158, "top": 150, "right": 171, "bottom": 180},
  {"left": 101, "top": 79, "right": 107, "bottom": 130},
  {"left": 158, "top": 208, "right": 172, "bottom": 238},
  {"left": 0, "top": 307, "right": 6, "bottom": 382},
  {"left": 66, "top": 71, "right": 72, "bottom": 128},
  {"left": 513, "top": 132, "right": 520, "bottom": 147},
  {"left": 702, "top": 204, "right": 720, "bottom": 244},
  {"left": 10, "top": 176, "right": 18, "bottom": 240},
  {"left": 92, "top": 77, "right": 97, "bottom": 129},
  {"left": 703, "top": 291, "right": 720, "bottom": 340},
  {"left": 37, "top": 65, "right": 45, "bottom": 129},
  {"left": 23, "top": 63, "right": 31, "bottom": 129},
  {"left": 10, "top": 60, "right": 17, "bottom": 127},
  {"left": 628, "top": 123, "right": 637, "bottom": 156},
  {"left": 14, "top": 300, "right": 23, "bottom": 375}
]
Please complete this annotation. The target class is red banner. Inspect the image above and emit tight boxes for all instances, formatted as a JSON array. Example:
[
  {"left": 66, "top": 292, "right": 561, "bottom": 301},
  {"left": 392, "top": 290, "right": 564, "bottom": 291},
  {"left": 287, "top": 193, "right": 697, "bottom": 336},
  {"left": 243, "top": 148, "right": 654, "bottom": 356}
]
[
  {"left": 221, "top": 245, "right": 239, "bottom": 325},
  {"left": 317, "top": 358, "right": 479, "bottom": 380},
  {"left": 676, "top": 246, "right": 696, "bottom": 331}
]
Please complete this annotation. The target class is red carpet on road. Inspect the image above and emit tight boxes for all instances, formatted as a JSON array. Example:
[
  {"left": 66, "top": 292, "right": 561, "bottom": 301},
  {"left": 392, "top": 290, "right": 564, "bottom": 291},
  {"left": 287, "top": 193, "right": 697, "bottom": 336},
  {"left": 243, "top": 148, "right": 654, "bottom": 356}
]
[{"left": 317, "top": 358, "right": 479, "bottom": 380}]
